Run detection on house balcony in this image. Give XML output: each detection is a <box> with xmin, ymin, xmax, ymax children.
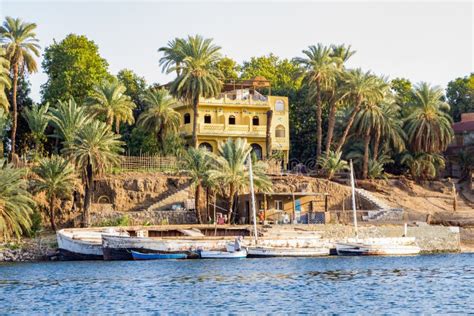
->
<box><xmin>181</xmin><ymin>123</ymin><xmax>267</xmax><ymax>137</ymax></box>
<box><xmin>199</xmin><ymin>95</ymin><xmax>269</xmax><ymax>107</ymax></box>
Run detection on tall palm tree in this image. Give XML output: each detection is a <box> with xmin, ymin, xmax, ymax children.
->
<box><xmin>0</xmin><ymin>47</ymin><xmax>11</xmax><ymax>111</ymax></box>
<box><xmin>168</xmin><ymin>35</ymin><xmax>223</xmax><ymax>148</ymax></box>
<box><xmin>181</xmin><ymin>147</ymin><xmax>214</xmax><ymax>224</ymax></box>
<box><xmin>373</xmin><ymin>99</ymin><xmax>406</xmax><ymax>160</ymax></box>
<box><xmin>335</xmin><ymin>69</ymin><xmax>385</xmax><ymax>153</ymax></box>
<box><xmin>323</xmin><ymin>44</ymin><xmax>355</xmax><ymax>154</ymax></box>
<box><xmin>63</xmin><ymin>120</ymin><xmax>124</xmax><ymax>227</ymax></box>
<box><xmin>317</xmin><ymin>150</ymin><xmax>349</xmax><ymax>180</ymax></box>
<box><xmin>208</xmin><ymin>138</ymin><xmax>272</xmax><ymax>224</ymax></box>
<box><xmin>0</xmin><ymin>159</ymin><xmax>35</xmax><ymax>240</ymax></box>
<box><xmin>49</xmin><ymin>98</ymin><xmax>93</xmax><ymax>145</ymax></box>
<box><xmin>404</xmin><ymin>83</ymin><xmax>453</xmax><ymax>153</ymax></box>
<box><xmin>33</xmin><ymin>155</ymin><xmax>77</xmax><ymax>231</ymax></box>
<box><xmin>22</xmin><ymin>103</ymin><xmax>50</xmax><ymax>153</ymax></box>
<box><xmin>86</xmin><ymin>79</ymin><xmax>136</xmax><ymax>133</ymax></box>
<box><xmin>0</xmin><ymin>17</ymin><xmax>40</xmax><ymax>155</ymax></box>
<box><xmin>294</xmin><ymin>44</ymin><xmax>339</xmax><ymax>158</ymax></box>
<box><xmin>137</xmin><ymin>89</ymin><xmax>180</xmax><ymax>151</ymax></box>
<box><xmin>158</xmin><ymin>38</ymin><xmax>186</xmax><ymax>76</ymax></box>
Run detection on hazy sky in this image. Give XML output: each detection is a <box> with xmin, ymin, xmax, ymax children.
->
<box><xmin>2</xmin><ymin>0</ymin><xmax>473</xmax><ymax>102</ymax></box>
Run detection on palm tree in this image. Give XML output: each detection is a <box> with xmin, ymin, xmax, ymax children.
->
<box><xmin>0</xmin><ymin>108</ymin><xmax>9</xmax><ymax>157</ymax></box>
<box><xmin>401</xmin><ymin>152</ymin><xmax>445</xmax><ymax>181</ymax></box>
<box><xmin>404</xmin><ymin>83</ymin><xmax>453</xmax><ymax>153</ymax></box>
<box><xmin>86</xmin><ymin>79</ymin><xmax>136</xmax><ymax>133</ymax></box>
<box><xmin>181</xmin><ymin>147</ymin><xmax>214</xmax><ymax>224</ymax></box>
<box><xmin>168</xmin><ymin>35</ymin><xmax>222</xmax><ymax>148</ymax></box>
<box><xmin>0</xmin><ymin>47</ymin><xmax>11</xmax><ymax>111</ymax></box>
<box><xmin>49</xmin><ymin>98</ymin><xmax>93</xmax><ymax>145</ymax></box>
<box><xmin>63</xmin><ymin>120</ymin><xmax>124</xmax><ymax>227</ymax></box>
<box><xmin>323</xmin><ymin>44</ymin><xmax>355</xmax><ymax>154</ymax></box>
<box><xmin>0</xmin><ymin>17</ymin><xmax>40</xmax><ymax>155</ymax></box>
<box><xmin>335</xmin><ymin>69</ymin><xmax>385</xmax><ymax>153</ymax></box>
<box><xmin>137</xmin><ymin>89</ymin><xmax>180</xmax><ymax>151</ymax></box>
<box><xmin>0</xmin><ymin>159</ymin><xmax>35</xmax><ymax>240</ymax></box>
<box><xmin>208</xmin><ymin>138</ymin><xmax>272</xmax><ymax>224</ymax></box>
<box><xmin>373</xmin><ymin>100</ymin><xmax>406</xmax><ymax>161</ymax></box>
<box><xmin>294</xmin><ymin>44</ymin><xmax>338</xmax><ymax>158</ymax></box>
<box><xmin>22</xmin><ymin>103</ymin><xmax>50</xmax><ymax>154</ymax></box>
<box><xmin>33</xmin><ymin>155</ymin><xmax>77</xmax><ymax>231</ymax></box>
<box><xmin>158</xmin><ymin>38</ymin><xmax>186</xmax><ymax>76</ymax></box>
<box><xmin>317</xmin><ymin>150</ymin><xmax>349</xmax><ymax>180</ymax></box>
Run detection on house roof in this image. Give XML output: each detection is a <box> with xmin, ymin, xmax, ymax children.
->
<box><xmin>453</xmin><ymin>121</ymin><xmax>474</xmax><ymax>133</ymax></box>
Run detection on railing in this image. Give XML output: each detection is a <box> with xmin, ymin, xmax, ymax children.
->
<box><xmin>200</xmin><ymin>95</ymin><xmax>269</xmax><ymax>106</ymax></box>
<box><xmin>198</xmin><ymin>124</ymin><xmax>266</xmax><ymax>136</ymax></box>
<box><xmin>118</xmin><ymin>154</ymin><xmax>179</xmax><ymax>173</ymax></box>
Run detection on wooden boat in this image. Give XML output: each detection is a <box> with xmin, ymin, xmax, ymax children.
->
<box><xmin>198</xmin><ymin>249</ymin><xmax>247</xmax><ymax>259</ymax></box>
<box><xmin>131</xmin><ymin>250</ymin><xmax>187</xmax><ymax>260</ymax></box>
<box><xmin>246</xmin><ymin>246</ymin><xmax>329</xmax><ymax>257</ymax></box>
<box><xmin>56</xmin><ymin>228</ymin><xmax>129</xmax><ymax>260</ymax></box>
<box><xmin>335</xmin><ymin>241</ymin><xmax>421</xmax><ymax>256</ymax></box>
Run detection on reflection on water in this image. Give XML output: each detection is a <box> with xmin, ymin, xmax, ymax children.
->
<box><xmin>1</xmin><ymin>254</ymin><xmax>474</xmax><ymax>313</ymax></box>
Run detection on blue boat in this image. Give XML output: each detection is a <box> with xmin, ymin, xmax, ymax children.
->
<box><xmin>131</xmin><ymin>250</ymin><xmax>187</xmax><ymax>260</ymax></box>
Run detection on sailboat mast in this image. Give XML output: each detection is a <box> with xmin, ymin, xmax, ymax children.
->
<box><xmin>248</xmin><ymin>155</ymin><xmax>258</xmax><ymax>243</ymax></box>
<box><xmin>350</xmin><ymin>160</ymin><xmax>358</xmax><ymax>238</ymax></box>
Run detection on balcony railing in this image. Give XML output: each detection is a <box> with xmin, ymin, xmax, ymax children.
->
<box><xmin>197</xmin><ymin>123</ymin><xmax>266</xmax><ymax>137</ymax></box>
<box><xmin>200</xmin><ymin>95</ymin><xmax>269</xmax><ymax>106</ymax></box>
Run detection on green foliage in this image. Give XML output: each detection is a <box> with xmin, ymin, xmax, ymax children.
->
<box><xmin>0</xmin><ymin>47</ymin><xmax>11</xmax><ymax>111</ymax></box>
<box><xmin>49</xmin><ymin>98</ymin><xmax>93</xmax><ymax>145</ymax></box>
<box><xmin>25</xmin><ymin>209</ymin><xmax>43</xmax><ymax>237</ymax></box>
<box><xmin>95</xmin><ymin>215</ymin><xmax>130</xmax><ymax>227</ymax></box>
<box><xmin>446</xmin><ymin>74</ymin><xmax>474</xmax><ymax>122</ymax></box>
<box><xmin>0</xmin><ymin>159</ymin><xmax>35</xmax><ymax>240</ymax></box>
<box><xmin>216</xmin><ymin>57</ymin><xmax>239</xmax><ymax>80</ymax></box>
<box><xmin>86</xmin><ymin>78</ymin><xmax>136</xmax><ymax>133</ymax></box>
<box><xmin>41</xmin><ymin>34</ymin><xmax>110</xmax><ymax>104</ymax></box>
<box><xmin>317</xmin><ymin>150</ymin><xmax>349</xmax><ymax>180</ymax></box>
<box><xmin>137</xmin><ymin>89</ymin><xmax>180</xmax><ymax>150</ymax></box>
<box><xmin>404</xmin><ymin>83</ymin><xmax>453</xmax><ymax>153</ymax></box>
<box><xmin>401</xmin><ymin>152</ymin><xmax>445</xmax><ymax>181</ymax></box>
<box><xmin>33</xmin><ymin>155</ymin><xmax>77</xmax><ymax>230</ymax></box>
<box><xmin>241</xmin><ymin>54</ymin><xmax>301</xmax><ymax>91</ymax></box>
<box><xmin>22</xmin><ymin>103</ymin><xmax>50</xmax><ymax>153</ymax></box>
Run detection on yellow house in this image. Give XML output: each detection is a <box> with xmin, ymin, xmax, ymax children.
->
<box><xmin>173</xmin><ymin>78</ymin><xmax>290</xmax><ymax>164</ymax></box>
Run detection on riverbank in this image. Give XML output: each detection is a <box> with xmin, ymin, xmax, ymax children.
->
<box><xmin>0</xmin><ymin>234</ymin><xmax>57</xmax><ymax>262</ymax></box>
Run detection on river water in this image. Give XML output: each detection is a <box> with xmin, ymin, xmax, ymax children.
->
<box><xmin>1</xmin><ymin>254</ymin><xmax>473</xmax><ymax>314</ymax></box>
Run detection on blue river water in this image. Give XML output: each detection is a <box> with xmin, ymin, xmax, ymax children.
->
<box><xmin>1</xmin><ymin>254</ymin><xmax>473</xmax><ymax>314</ymax></box>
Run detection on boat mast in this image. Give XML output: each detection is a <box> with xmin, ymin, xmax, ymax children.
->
<box><xmin>247</xmin><ymin>155</ymin><xmax>258</xmax><ymax>244</ymax></box>
<box><xmin>350</xmin><ymin>160</ymin><xmax>358</xmax><ymax>239</ymax></box>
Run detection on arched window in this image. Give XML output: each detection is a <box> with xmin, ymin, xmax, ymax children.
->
<box><xmin>204</xmin><ymin>115</ymin><xmax>211</xmax><ymax>124</ymax></box>
<box><xmin>275</xmin><ymin>100</ymin><xmax>285</xmax><ymax>112</ymax></box>
<box><xmin>252</xmin><ymin>116</ymin><xmax>259</xmax><ymax>126</ymax></box>
<box><xmin>199</xmin><ymin>142</ymin><xmax>213</xmax><ymax>152</ymax></box>
<box><xmin>275</xmin><ymin>125</ymin><xmax>285</xmax><ymax>138</ymax></box>
<box><xmin>184</xmin><ymin>113</ymin><xmax>191</xmax><ymax>124</ymax></box>
<box><xmin>251</xmin><ymin>143</ymin><xmax>263</xmax><ymax>160</ymax></box>
<box><xmin>228</xmin><ymin>115</ymin><xmax>236</xmax><ymax>125</ymax></box>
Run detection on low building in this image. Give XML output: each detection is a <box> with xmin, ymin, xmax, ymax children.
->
<box><xmin>446</xmin><ymin>112</ymin><xmax>474</xmax><ymax>180</ymax></box>
<box><xmin>173</xmin><ymin>77</ymin><xmax>290</xmax><ymax>165</ymax></box>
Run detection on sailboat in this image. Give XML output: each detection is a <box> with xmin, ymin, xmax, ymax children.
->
<box><xmin>335</xmin><ymin>161</ymin><xmax>421</xmax><ymax>256</ymax></box>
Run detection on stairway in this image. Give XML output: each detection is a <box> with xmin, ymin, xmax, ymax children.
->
<box><xmin>147</xmin><ymin>183</ymin><xmax>192</xmax><ymax>212</ymax></box>
<box><xmin>355</xmin><ymin>188</ymin><xmax>391</xmax><ymax>210</ymax></box>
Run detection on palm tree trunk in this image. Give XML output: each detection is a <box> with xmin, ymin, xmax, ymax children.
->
<box><xmin>373</xmin><ymin>128</ymin><xmax>381</xmax><ymax>161</ymax></box>
<box><xmin>206</xmin><ymin>187</ymin><xmax>210</xmax><ymax>223</ymax></box>
<box><xmin>362</xmin><ymin>128</ymin><xmax>371</xmax><ymax>179</ymax></box>
<box><xmin>195</xmin><ymin>183</ymin><xmax>202</xmax><ymax>224</ymax></box>
<box><xmin>49</xmin><ymin>195</ymin><xmax>57</xmax><ymax>231</ymax></box>
<box><xmin>325</xmin><ymin>98</ymin><xmax>338</xmax><ymax>155</ymax></box>
<box><xmin>192</xmin><ymin>95</ymin><xmax>199</xmax><ymax>148</ymax></box>
<box><xmin>83</xmin><ymin>161</ymin><xmax>93</xmax><ymax>227</ymax></box>
<box><xmin>107</xmin><ymin>116</ymin><xmax>114</xmax><ymax>128</ymax></box>
<box><xmin>11</xmin><ymin>63</ymin><xmax>19</xmax><ymax>156</ymax></box>
<box><xmin>316</xmin><ymin>82</ymin><xmax>323</xmax><ymax>159</ymax></box>
<box><xmin>335</xmin><ymin>97</ymin><xmax>362</xmax><ymax>153</ymax></box>
<box><xmin>227</xmin><ymin>185</ymin><xmax>235</xmax><ymax>224</ymax></box>
<box><xmin>115</xmin><ymin>118</ymin><xmax>120</xmax><ymax>134</ymax></box>
<box><xmin>265</xmin><ymin>110</ymin><xmax>273</xmax><ymax>159</ymax></box>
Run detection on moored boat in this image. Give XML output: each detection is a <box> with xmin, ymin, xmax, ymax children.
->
<box><xmin>246</xmin><ymin>246</ymin><xmax>330</xmax><ymax>257</ymax></box>
<box><xmin>198</xmin><ymin>249</ymin><xmax>247</xmax><ymax>259</ymax></box>
<box><xmin>335</xmin><ymin>238</ymin><xmax>421</xmax><ymax>256</ymax></box>
<box><xmin>131</xmin><ymin>250</ymin><xmax>188</xmax><ymax>260</ymax></box>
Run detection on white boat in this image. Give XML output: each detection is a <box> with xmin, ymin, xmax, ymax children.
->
<box><xmin>247</xmin><ymin>246</ymin><xmax>330</xmax><ymax>257</ymax></box>
<box><xmin>198</xmin><ymin>249</ymin><xmax>247</xmax><ymax>259</ymax></box>
<box><xmin>335</xmin><ymin>161</ymin><xmax>421</xmax><ymax>257</ymax></box>
<box><xmin>57</xmin><ymin>228</ymin><xmax>129</xmax><ymax>260</ymax></box>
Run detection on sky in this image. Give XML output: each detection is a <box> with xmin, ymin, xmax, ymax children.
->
<box><xmin>1</xmin><ymin>0</ymin><xmax>473</xmax><ymax>102</ymax></box>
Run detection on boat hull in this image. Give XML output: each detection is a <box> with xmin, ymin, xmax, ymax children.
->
<box><xmin>56</xmin><ymin>229</ymin><xmax>104</xmax><ymax>260</ymax></box>
<box><xmin>247</xmin><ymin>246</ymin><xmax>330</xmax><ymax>258</ymax></box>
<box><xmin>199</xmin><ymin>249</ymin><xmax>247</xmax><ymax>259</ymax></box>
<box><xmin>335</xmin><ymin>242</ymin><xmax>421</xmax><ymax>256</ymax></box>
<box><xmin>131</xmin><ymin>250</ymin><xmax>187</xmax><ymax>260</ymax></box>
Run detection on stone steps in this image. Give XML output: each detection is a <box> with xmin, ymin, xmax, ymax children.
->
<box><xmin>147</xmin><ymin>183</ymin><xmax>192</xmax><ymax>212</ymax></box>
